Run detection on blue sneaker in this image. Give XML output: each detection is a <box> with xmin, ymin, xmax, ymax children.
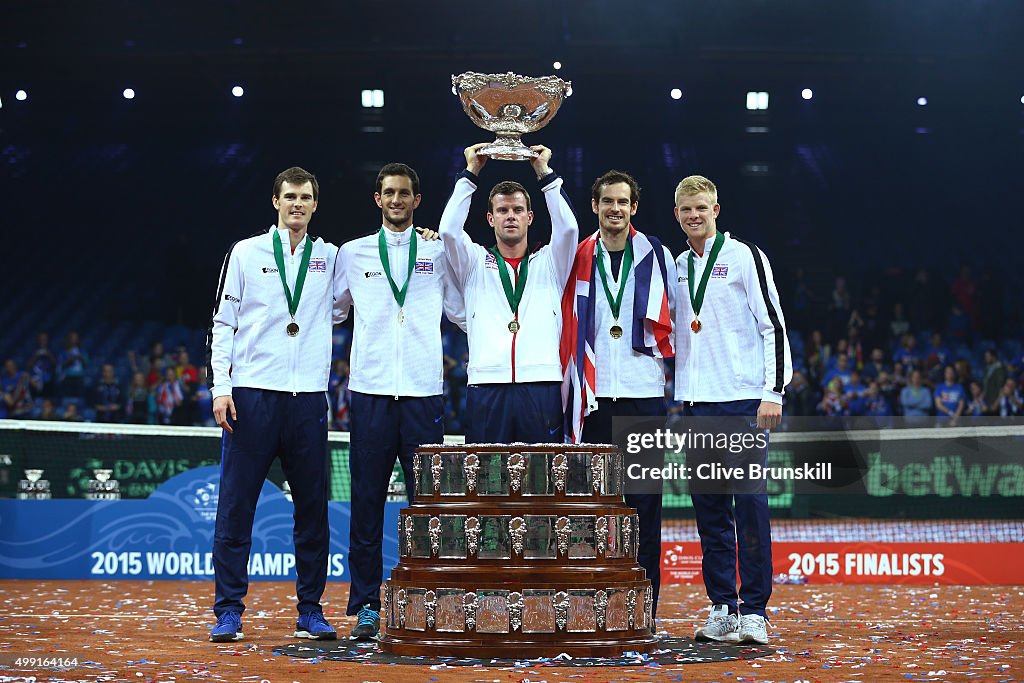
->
<box><xmin>349</xmin><ymin>604</ymin><xmax>380</xmax><ymax>640</ymax></box>
<box><xmin>295</xmin><ymin>611</ymin><xmax>337</xmax><ymax>640</ymax></box>
<box><xmin>210</xmin><ymin>611</ymin><xmax>243</xmax><ymax>642</ymax></box>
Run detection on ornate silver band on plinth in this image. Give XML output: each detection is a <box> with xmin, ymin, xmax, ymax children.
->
<box><xmin>414</xmin><ymin>449</ymin><xmax>622</xmax><ymax>498</ymax></box>
<box><xmin>383</xmin><ymin>583</ymin><xmax>651</xmax><ymax>635</ymax></box>
<box><xmin>399</xmin><ymin>512</ymin><xmax>640</xmax><ymax>561</ymax></box>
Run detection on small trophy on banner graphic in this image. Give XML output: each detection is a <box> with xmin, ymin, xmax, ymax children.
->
<box><xmin>86</xmin><ymin>469</ymin><xmax>121</xmax><ymax>500</ymax></box>
<box><xmin>452</xmin><ymin>71</ymin><xmax>572</xmax><ymax>160</ymax></box>
<box><xmin>18</xmin><ymin>469</ymin><xmax>51</xmax><ymax>500</ymax></box>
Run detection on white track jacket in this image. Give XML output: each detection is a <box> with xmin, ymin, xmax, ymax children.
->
<box><xmin>440</xmin><ymin>171</ymin><xmax>578</xmax><ymax>385</ymax></box>
<box><xmin>673</xmin><ymin>231</ymin><xmax>792</xmax><ymax>404</ymax></box>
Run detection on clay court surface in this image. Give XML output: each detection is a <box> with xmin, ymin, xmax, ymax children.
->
<box><xmin>0</xmin><ymin>580</ymin><xmax>1019</xmax><ymax>682</ymax></box>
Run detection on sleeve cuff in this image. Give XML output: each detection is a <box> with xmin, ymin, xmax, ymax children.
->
<box><xmin>212</xmin><ymin>386</ymin><xmax>233</xmax><ymax>399</ymax></box>
<box><xmin>537</xmin><ymin>171</ymin><xmax>559</xmax><ymax>189</ymax></box>
<box><xmin>459</xmin><ymin>169</ymin><xmax>480</xmax><ymax>186</ymax></box>
<box><xmin>762</xmin><ymin>389</ymin><xmax>783</xmax><ymax>405</ymax></box>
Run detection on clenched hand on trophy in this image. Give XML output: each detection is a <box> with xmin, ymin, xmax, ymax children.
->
<box><xmin>452</xmin><ymin>71</ymin><xmax>572</xmax><ymax>160</ymax></box>
<box><xmin>464</xmin><ymin>142</ymin><xmax>553</xmax><ymax>180</ymax></box>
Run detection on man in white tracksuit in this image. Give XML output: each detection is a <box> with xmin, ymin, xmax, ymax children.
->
<box><xmin>333</xmin><ymin>163</ymin><xmax>465</xmax><ymax>640</ymax></box>
<box><xmin>207</xmin><ymin>166</ymin><xmax>339</xmax><ymax>643</ymax></box>
<box><xmin>673</xmin><ymin>174</ymin><xmax>792</xmax><ymax>646</ymax></box>
<box><xmin>439</xmin><ymin>143</ymin><xmax>578</xmax><ymax>443</ymax></box>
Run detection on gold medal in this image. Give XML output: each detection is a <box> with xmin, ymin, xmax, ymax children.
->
<box><xmin>508</xmin><ymin>320</ymin><xmax>520</xmax><ymax>334</ymax></box>
<box><xmin>690</xmin><ymin>318</ymin><xmax>702</xmax><ymax>334</ymax></box>
<box><xmin>287</xmin><ymin>321</ymin><xmax>300</xmax><ymax>337</ymax></box>
<box><xmin>609</xmin><ymin>324</ymin><xmax>623</xmax><ymax>339</ymax></box>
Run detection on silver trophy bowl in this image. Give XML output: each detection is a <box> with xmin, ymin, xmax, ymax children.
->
<box><xmin>452</xmin><ymin>71</ymin><xmax>572</xmax><ymax>160</ymax></box>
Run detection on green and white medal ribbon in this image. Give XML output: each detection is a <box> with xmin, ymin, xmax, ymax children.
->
<box><xmin>272</xmin><ymin>230</ymin><xmax>312</xmax><ymax>336</ymax></box>
<box><xmin>686</xmin><ymin>231</ymin><xmax>725</xmax><ymax>333</ymax></box>
<box><xmin>490</xmin><ymin>246</ymin><xmax>529</xmax><ymax>333</ymax></box>
<box><xmin>378</xmin><ymin>228</ymin><xmax>417</xmax><ymax>326</ymax></box>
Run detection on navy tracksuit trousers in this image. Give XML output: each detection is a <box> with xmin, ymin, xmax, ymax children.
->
<box><xmin>213</xmin><ymin>388</ymin><xmax>330</xmax><ymax>617</ymax></box>
<box><xmin>683</xmin><ymin>398</ymin><xmax>773</xmax><ymax>618</ymax></box>
<box><xmin>465</xmin><ymin>381</ymin><xmax>563</xmax><ymax>443</ymax></box>
<box><xmin>581</xmin><ymin>396</ymin><xmax>666</xmax><ymax>619</ymax></box>
<box><xmin>346</xmin><ymin>391</ymin><xmax>444</xmax><ymax>615</ymax></box>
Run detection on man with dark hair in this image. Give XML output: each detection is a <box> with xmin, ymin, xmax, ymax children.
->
<box><xmin>334</xmin><ymin>162</ymin><xmax>465</xmax><ymax>640</ymax></box>
<box><xmin>439</xmin><ymin>143</ymin><xmax>578</xmax><ymax>442</ymax></box>
<box><xmin>207</xmin><ymin>166</ymin><xmax>339</xmax><ymax>644</ymax></box>
<box><xmin>560</xmin><ymin>169</ymin><xmax>675</xmax><ymax>633</ymax></box>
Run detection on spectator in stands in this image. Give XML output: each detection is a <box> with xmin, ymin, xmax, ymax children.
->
<box><xmin>995</xmin><ymin>379</ymin><xmax>1023</xmax><ymax>417</ymax></box>
<box><xmin>1</xmin><ymin>359</ymin><xmax>34</xmax><ymax>419</ymax></box>
<box><xmin>877</xmin><ymin>370</ymin><xmax>900</xmax><ymax>411</ymax></box>
<box><xmin>783</xmin><ymin>370</ymin><xmax>816</xmax><ymax>417</ymax></box>
<box><xmin>954</xmin><ymin>358</ymin><xmax>974</xmax><ymax>387</ymax></box>
<box><xmin>861</xmin><ymin>380</ymin><xmax>891</xmax><ymax>417</ymax></box>
<box><xmin>822</xmin><ymin>352</ymin><xmax>853</xmax><ymax>389</ymax></box>
<box><xmin>154</xmin><ymin>367</ymin><xmax>184</xmax><ymax>425</ymax></box>
<box><xmin>934</xmin><ymin>365</ymin><xmax>966</xmax><ymax>425</ymax></box>
<box><xmin>893</xmin><ymin>333</ymin><xmax>921</xmax><ymax>370</ymax></box>
<box><xmin>946</xmin><ymin>303</ymin><xmax>971</xmax><ymax>344</ymax></box>
<box><xmin>966</xmin><ymin>381</ymin><xmax>987</xmax><ymax>417</ymax></box>
<box><xmin>124</xmin><ymin>371</ymin><xmax>151</xmax><ymax>424</ymax></box>
<box><xmin>982</xmin><ymin>349</ymin><xmax>1007</xmax><ymax>409</ymax></box>
<box><xmin>61</xmin><ymin>401</ymin><xmax>84</xmax><ymax>422</ymax></box>
<box><xmin>925</xmin><ymin>333</ymin><xmax>951</xmax><ymax>369</ymax></box>
<box><xmin>842</xmin><ymin>369</ymin><xmax>866</xmax><ymax>406</ymax></box>
<box><xmin>129</xmin><ymin>341</ymin><xmax>171</xmax><ymax>388</ymax></box>
<box><xmin>192</xmin><ymin>366</ymin><xmax>214</xmax><ymax>427</ymax></box>
<box><xmin>817</xmin><ymin>377</ymin><xmax>846</xmax><ymax>416</ymax></box>
<box><xmin>37</xmin><ymin>398</ymin><xmax>58</xmax><ymax>421</ymax></box>
<box><xmin>804</xmin><ymin>329</ymin><xmax>826</xmax><ymax>388</ymax></box>
<box><xmin>950</xmin><ymin>264</ymin><xmax>978</xmax><ymax>327</ymax></box>
<box><xmin>899</xmin><ymin>369</ymin><xmax>932</xmax><ymax>417</ymax></box>
<box><xmin>57</xmin><ymin>331</ymin><xmax>88</xmax><ymax>398</ymax></box>
<box><xmin>176</xmin><ymin>350</ymin><xmax>199</xmax><ymax>391</ymax></box>
<box><xmin>92</xmin><ymin>363</ymin><xmax>123</xmax><ymax>423</ymax></box>
<box><xmin>327</xmin><ymin>359</ymin><xmax>350</xmax><ymax>431</ymax></box>
<box><xmin>27</xmin><ymin>332</ymin><xmax>57</xmax><ymax>398</ymax></box>
<box><xmin>828</xmin><ymin>275</ymin><xmax>851</xmax><ymax>338</ymax></box>
<box><xmin>888</xmin><ymin>302</ymin><xmax>910</xmax><ymax>340</ymax></box>
<box><xmin>861</xmin><ymin>347</ymin><xmax>889</xmax><ymax>381</ymax></box>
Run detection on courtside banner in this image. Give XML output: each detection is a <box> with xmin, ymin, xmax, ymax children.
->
<box><xmin>0</xmin><ymin>466</ymin><xmax>402</xmax><ymax>581</ymax></box>
<box><xmin>661</xmin><ymin>541</ymin><xmax>1024</xmax><ymax>585</ymax></box>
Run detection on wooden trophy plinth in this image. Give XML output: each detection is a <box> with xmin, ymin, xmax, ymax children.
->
<box><xmin>378</xmin><ymin>444</ymin><xmax>658</xmax><ymax>658</ymax></box>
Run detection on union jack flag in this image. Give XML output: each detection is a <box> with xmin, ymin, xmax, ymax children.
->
<box><xmin>414</xmin><ymin>259</ymin><xmax>434</xmax><ymax>274</ymax></box>
<box><xmin>711</xmin><ymin>264</ymin><xmax>729</xmax><ymax>278</ymax></box>
<box><xmin>559</xmin><ymin>227</ymin><xmax>674</xmax><ymax>443</ymax></box>
<box><xmin>308</xmin><ymin>257</ymin><xmax>327</xmax><ymax>272</ymax></box>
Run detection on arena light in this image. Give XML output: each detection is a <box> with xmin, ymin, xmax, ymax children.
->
<box><xmin>231</xmin><ymin>85</ymin><xmax>244</xmax><ymax>98</ymax></box>
<box><xmin>917</xmin><ymin>96</ymin><xmax>928</xmax><ymax>106</ymax></box>
<box><xmin>746</xmin><ymin>91</ymin><xmax>769</xmax><ymax>110</ymax></box>
<box><xmin>801</xmin><ymin>88</ymin><xmax>813</xmax><ymax>100</ymax></box>
<box><xmin>670</xmin><ymin>88</ymin><xmax>682</xmax><ymax>100</ymax></box>
<box><xmin>553</xmin><ymin>61</ymin><xmax>562</xmax><ymax>70</ymax></box>
<box><xmin>361</xmin><ymin>89</ymin><xmax>385</xmax><ymax>108</ymax></box>
<box><xmin>123</xmin><ymin>88</ymin><xmax>135</xmax><ymax>100</ymax></box>
<box><xmin>1020</xmin><ymin>95</ymin><xmax>1024</xmax><ymax>105</ymax></box>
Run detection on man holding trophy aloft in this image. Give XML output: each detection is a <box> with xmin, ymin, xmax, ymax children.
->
<box><xmin>438</xmin><ymin>142</ymin><xmax>578</xmax><ymax>443</ymax></box>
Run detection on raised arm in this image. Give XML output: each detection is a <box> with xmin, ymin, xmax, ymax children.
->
<box><xmin>439</xmin><ymin>143</ymin><xmax>490</xmax><ymax>286</ymax></box>
<box><xmin>530</xmin><ymin>145</ymin><xmax>579</xmax><ymax>289</ymax></box>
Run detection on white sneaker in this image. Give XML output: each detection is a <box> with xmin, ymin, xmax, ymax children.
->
<box><xmin>695</xmin><ymin>604</ymin><xmax>739</xmax><ymax>642</ymax></box>
<box><xmin>738</xmin><ymin>613</ymin><xmax>769</xmax><ymax>644</ymax></box>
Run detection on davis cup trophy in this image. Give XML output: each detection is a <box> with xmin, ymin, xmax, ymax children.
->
<box><xmin>452</xmin><ymin>71</ymin><xmax>572</xmax><ymax>160</ymax></box>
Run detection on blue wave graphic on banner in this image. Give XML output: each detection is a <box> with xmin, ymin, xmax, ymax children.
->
<box><xmin>0</xmin><ymin>466</ymin><xmax>401</xmax><ymax>581</ymax></box>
